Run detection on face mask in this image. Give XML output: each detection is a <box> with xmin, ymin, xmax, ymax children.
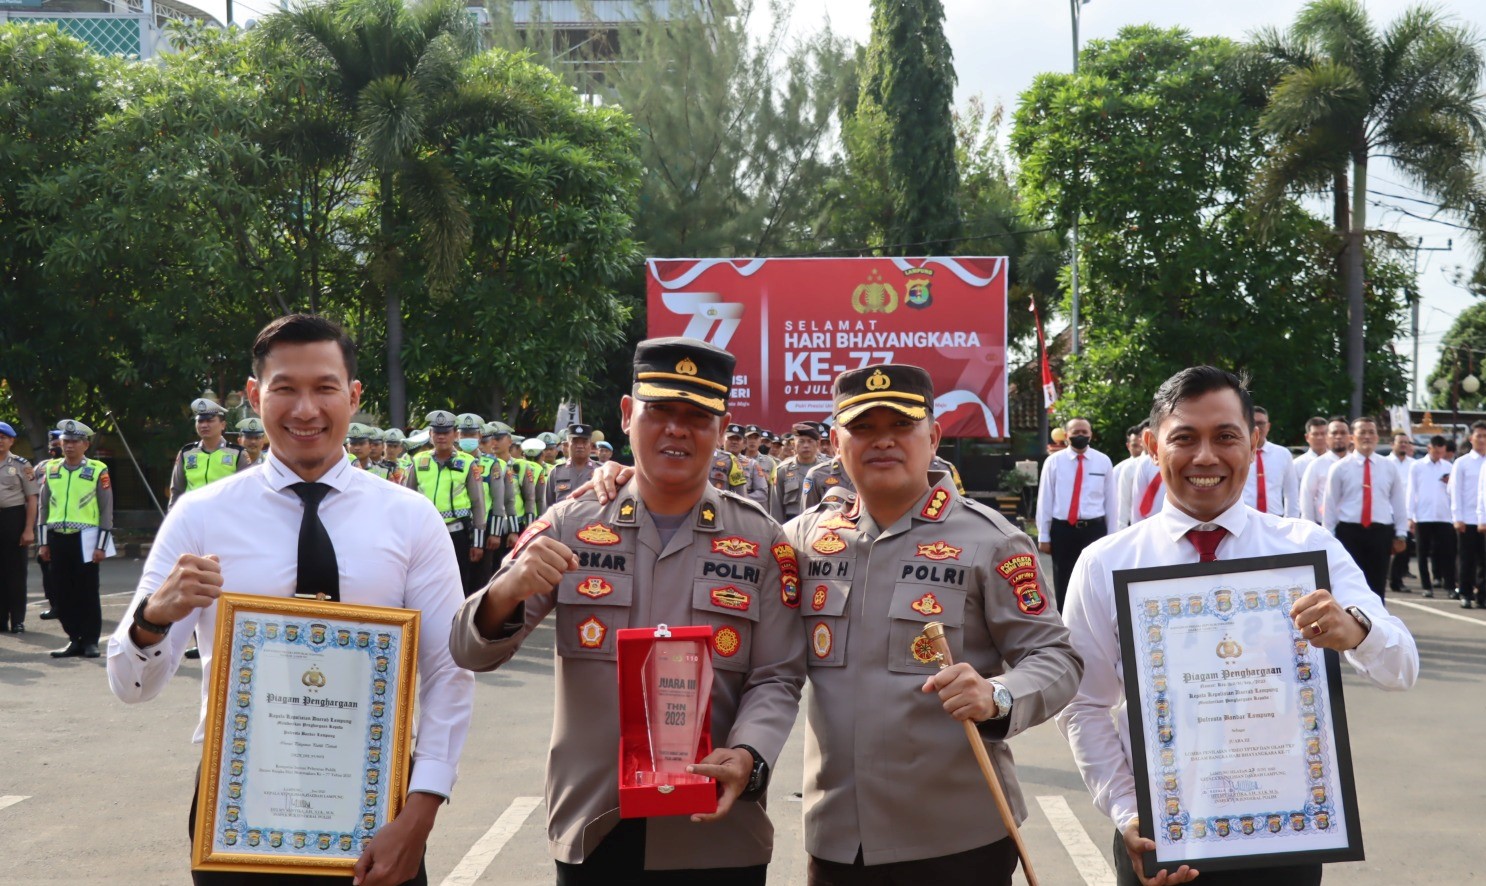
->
<box><xmin>1069</xmin><ymin>434</ymin><xmax>1091</xmax><ymax>450</ymax></box>
<box><xmin>457</xmin><ymin>438</ymin><xmax>479</xmax><ymax>452</ymax></box>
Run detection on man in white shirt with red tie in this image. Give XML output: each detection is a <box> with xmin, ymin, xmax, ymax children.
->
<box><xmin>1126</xmin><ymin>453</ymin><xmax>1164</xmax><ymax>528</ymax></box>
<box><xmin>1299</xmin><ymin>418</ymin><xmax>1351</xmax><ymax>523</ymax></box>
<box><xmin>1457</xmin><ymin>420</ymin><xmax>1486</xmax><ymax>608</ymax></box>
<box><xmin>1036</xmin><ymin>417</ymin><xmax>1118</xmax><ymax>610</ymax></box>
<box><xmin>1291</xmin><ymin>416</ymin><xmax>1328</xmax><ymax>481</ymax></box>
<box><xmin>1243</xmin><ymin>407</ymin><xmax>1298</xmax><ymax>518</ymax></box>
<box><xmin>1059</xmin><ymin>365</ymin><xmax>1418</xmax><ymax>886</ymax></box>
<box><xmin>1112</xmin><ymin>424</ymin><xmax>1146</xmax><ymax>530</ymax></box>
<box><xmin>1323</xmin><ymin>417</ymin><xmax>1407</xmax><ymax>598</ymax></box>
<box><xmin>1409</xmin><ymin>435</ymin><xmax>1455</xmax><ymax>599</ymax></box>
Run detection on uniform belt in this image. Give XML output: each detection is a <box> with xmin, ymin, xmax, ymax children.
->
<box><xmin>1053</xmin><ymin>517</ymin><xmax>1104</xmax><ymax>529</ymax></box>
<box><xmin>446</xmin><ymin>520</ymin><xmax>465</xmax><ymax>533</ymax></box>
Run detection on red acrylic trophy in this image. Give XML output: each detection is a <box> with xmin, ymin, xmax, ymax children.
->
<box><xmin>616</xmin><ymin>624</ymin><xmax>718</xmax><ymax>818</ymax></box>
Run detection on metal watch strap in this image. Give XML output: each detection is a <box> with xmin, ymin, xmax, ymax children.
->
<box><xmin>132</xmin><ymin>593</ymin><xmax>172</xmax><ymax>637</ymax></box>
<box><xmin>990</xmin><ymin>681</ymin><xmax>1013</xmax><ymax>721</ymax></box>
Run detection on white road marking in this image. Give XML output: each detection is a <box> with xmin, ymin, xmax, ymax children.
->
<box><xmin>1390</xmin><ymin>599</ymin><xmax>1486</xmax><ymax>627</ymax></box>
<box><xmin>0</xmin><ymin>796</ymin><xmax>29</xmax><ymax>813</ymax></box>
<box><xmin>1036</xmin><ymin>795</ymin><xmax>1115</xmax><ymax>886</ymax></box>
<box><xmin>439</xmin><ymin>796</ymin><xmax>542</xmax><ymax>886</ymax></box>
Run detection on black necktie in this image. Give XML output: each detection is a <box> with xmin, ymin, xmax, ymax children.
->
<box><xmin>290</xmin><ymin>482</ymin><xmax>340</xmax><ymax>601</ymax></box>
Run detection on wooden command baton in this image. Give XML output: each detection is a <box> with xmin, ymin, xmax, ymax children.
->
<box><xmin>920</xmin><ymin>621</ymin><xmax>1039</xmax><ymax>886</ymax></box>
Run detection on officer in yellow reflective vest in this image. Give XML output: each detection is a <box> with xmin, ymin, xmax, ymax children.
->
<box><xmin>168</xmin><ymin>398</ymin><xmax>243</xmax><ymax>510</ymax></box>
<box><xmin>510</xmin><ymin>436</ymin><xmax>541</xmax><ymax>528</ymax></box>
<box><xmin>346</xmin><ymin>423</ymin><xmax>386</xmax><ymax>476</ymax></box>
<box><xmin>384</xmin><ymin>428</ymin><xmax>411</xmax><ymax>481</ymax></box>
<box><xmin>404</xmin><ymin>410</ymin><xmax>486</xmax><ymax>596</ymax></box>
<box><xmin>36</xmin><ymin>419</ymin><xmax>113</xmax><ymax>658</ymax></box>
<box><xmin>235</xmin><ymin>418</ymin><xmax>267</xmax><ymax>469</ymax></box>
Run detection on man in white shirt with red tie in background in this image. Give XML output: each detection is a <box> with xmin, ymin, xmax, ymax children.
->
<box><xmin>1112</xmin><ymin>423</ymin><xmax>1145</xmax><ymax>529</ymax></box>
<box><xmin>1458</xmin><ymin>421</ymin><xmax>1486</xmax><ymax>607</ymax></box>
<box><xmin>1243</xmin><ymin>407</ymin><xmax>1298</xmax><ymax>518</ymax></box>
<box><xmin>1036</xmin><ymin>417</ymin><xmax>1117</xmax><ymax>611</ymax></box>
<box><xmin>1323</xmin><ymin>417</ymin><xmax>1407</xmax><ymax>599</ymax></box>
<box><xmin>1126</xmin><ymin>451</ymin><xmax>1164</xmax><ymax>529</ymax></box>
<box><xmin>1059</xmin><ymin>365</ymin><xmax>1418</xmax><ymax>886</ymax></box>
<box><xmin>1291</xmin><ymin>416</ymin><xmax>1329</xmax><ymax>481</ymax></box>
<box><xmin>1300</xmin><ymin>418</ymin><xmax>1351</xmax><ymax>524</ymax></box>
<box><xmin>1387</xmin><ymin>433</ymin><xmax>1416</xmax><ymax>594</ymax></box>
<box><xmin>1409</xmin><ymin>435</ymin><xmax>1455</xmax><ymax>599</ymax></box>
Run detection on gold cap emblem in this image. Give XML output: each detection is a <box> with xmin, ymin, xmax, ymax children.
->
<box><xmin>676</xmin><ymin>357</ymin><xmax>699</xmax><ymax>376</ymax></box>
<box><xmin>865</xmin><ymin>369</ymin><xmax>891</xmax><ymax>391</ymax></box>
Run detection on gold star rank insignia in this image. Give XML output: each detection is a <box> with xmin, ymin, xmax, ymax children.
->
<box><xmin>699</xmin><ymin>505</ymin><xmax>717</xmax><ymax>528</ymax></box>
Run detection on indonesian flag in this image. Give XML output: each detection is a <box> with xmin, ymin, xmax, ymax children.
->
<box><xmin>1030</xmin><ymin>297</ymin><xmax>1057</xmax><ymax>412</ymax></box>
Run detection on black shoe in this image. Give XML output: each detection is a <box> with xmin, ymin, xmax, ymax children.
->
<box><xmin>1390</xmin><ymin>586</ymin><xmax>1405</xmax><ymax>594</ymax></box>
<box><xmin>50</xmin><ymin>641</ymin><xmax>84</xmax><ymax>658</ymax></box>
<box><xmin>184</xmin><ymin>646</ymin><xmax>201</xmax><ymax>660</ymax></box>
<box><xmin>1422</xmin><ymin>590</ymin><xmax>1435</xmax><ymax>598</ymax></box>
<box><xmin>81</xmin><ymin>643</ymin><xmax>100</xmax><ymax>658</ymax></box>
<box><xmin>1461</xmin><ymin>599</ymin><xmax>1475</xmax><ymax>609</ymax></box>
<box><xmin>12</xmin><ymin>623</ymin><xmax>23</xmax><ymax>634</ymax></box>
<box><xmin>40</xmin><ymin>609</ymin><xmax>57</xmax><ymax>620</ymax></box>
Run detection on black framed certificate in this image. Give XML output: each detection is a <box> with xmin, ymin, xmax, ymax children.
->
<box><xmin>191</xmin><ymin>593</ymin><xmax>419</xmax><ymax>876</ymax></box>
<box><xmin>1113</xmin><ymin>552</ymin><xmax>1364</xmax><ymax>876</ymax></box>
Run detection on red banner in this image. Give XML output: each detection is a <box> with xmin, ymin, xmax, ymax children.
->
<box><xmin>646</xmin><ymin>257</ymin><xmax>1008</xmax><ymax>438</ymax></box>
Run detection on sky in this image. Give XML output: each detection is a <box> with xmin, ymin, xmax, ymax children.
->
<box><xmin>756</xmin><ymin>0</ymin><xmax>1485</xmax><ymax>410</ymax></box>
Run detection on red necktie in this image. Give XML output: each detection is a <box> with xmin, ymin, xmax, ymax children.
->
<box><xmin>1186</xmin><ymin>526</ymin><xmax>1229</xmax><ymax>562</ymax></box>
<box><xmin>1255</xmin><ymin>449</ymin><xmax>1268</xmax><ymax>513</ymax></box>
<box><xmin>1068</xmin><ymin>453</ymin><xmax>1085</xmax><ymax>523</ymax></box>
<box><xmin>1139</xmin><ymin>472</ymin><xmax>1162</xmax><ymax>518</ymax></box>
<box><xmin>1361</xmin><ymin>457</ymin><xmax>1372</xmax><ymax>528</ymax></box>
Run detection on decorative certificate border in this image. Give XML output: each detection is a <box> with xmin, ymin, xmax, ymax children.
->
<box><xmin>1114</xmin><ymin>552</ymin><xmax>1364</xmax><ymax>876</ymax></box>
<box><xmin>192</xmin><ymin>593</ymin><xmax>419</xmax><ymax>876</ymax></box>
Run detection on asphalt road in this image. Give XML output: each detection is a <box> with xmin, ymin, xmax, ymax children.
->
<box><xmin>1</xmin><ymin>557</ymin><xmax>1483</xmax><ymax>885</ymax></box>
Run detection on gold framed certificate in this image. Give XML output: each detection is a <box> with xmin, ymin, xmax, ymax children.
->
<box><xmin>192</xmin><ymin>593</ymin><xmax>419</xmax><ymax>876</ymax></box>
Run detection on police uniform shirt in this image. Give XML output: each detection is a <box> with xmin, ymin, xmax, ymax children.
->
<box><xmin>169</xmin><ymin>440</ymin><xmax>245</xmax><ymax>506</ymax></box>
<box><xmin>1456</xmin><ymin>449</ymin><xmax>1486</xmax><ymax>524</ymax></box>
<box><xmin>1299</xmin><ymin>451</ymin><xmax>1341</xmax><ymax>523</ymax></box>
<box><xmin>1057</xmin><ymin>499</ymin><xmax>1419</xmax><ymax>831</ymax></box>
<box><xmin>1408</xmin><ymin>454</ymin><xmax>1452</xmax><ymax>524</ymax></box>
<box><xmin>403</xmin><ymin>451</ymin><xmax>488</xmax><ymax>544</ymax></box>
<box><xmin>785</xmin><ymin>471</ymin><xmax>1081</xmax><ymax>865</ymax></box>
<box><xmin>449</xmin><ymin>480</ymin><xmax>807</xmax><ymax>869</ymax></box>
<box><xmin>543</xmin><ymin>458</ymin><xmax>595</xmax><ymax>510</ymax></box>
<box><xmin>37</xmin><ymin>458</ymin><xmax>115</xmax><ymax>549</ymax></box>
<box><xmin>1323</xmin><ymin>452</ymin><xmax>1407</xmax><ymax>536</ymax></box>
<box><xmin>1035</xmin><ymin>445</ymin><xmax>1117</xmax><ymax>540</ymax></box>
<box><xmin>1242</xmin><ymin>440</ymin><xmax>1299</xmax><ymax>518</ymax></box>
<box><xmin>0</xmin><ymin>452</ymin><xmax>38</xmax><ymax>508</ymax></box>
<box><xmin>107</xmin><ymin>455</ymin><xmax>475</xmax><ymax>799</ymax></box>
<box><xmin>802</xmin><ymin>458</ymin><xmax>853</xmax><ymax>510</ymax></box>
<box><xmin>776</xmin><ymin>455</ymin><xmax>824</xmax><ymax>519</ymax></box>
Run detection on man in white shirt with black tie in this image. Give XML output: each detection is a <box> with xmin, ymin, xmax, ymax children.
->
<box><xmin>1036</xmin><ymin>417</ymin><xmax>1118</xmax><ymax>610</ymax></box>
<box><xmin>1059</xmin><ymin>365</ymin><xmax>1418</xmax><ymax>886</ymax></box>
<box><xmin>1409</xmin><ymin>435</ymin><xmax>1455</xmax><ymax>599</ymax></box>
<box><xmin>1458</xmin><ymin>421</ymin><xmax>1486</xmax><ymax>608</ymax></box>
<box><xmin>1299</xmin><ymin>418</ymin><xmax>1351</xmax><ymax>523</ymax></box>
<box><xmin>1243</xmin><ymin>407</ymin><xmax>1298</xmax><ymax>518</ymax></box>
<box><xmin>1323</xmin><ymin>417</ymin><xmax>1407</xmax><ymax>599</ymax></box>
<box><xmin>106</xmin><ymin>315</ymin><xmax>475</xmax><ymax>886</ymax></box>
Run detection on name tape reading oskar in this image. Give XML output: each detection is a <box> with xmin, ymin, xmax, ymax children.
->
<box><xmin>784</xmin><ymin>363</ymin><xmax>1082</xmax><ymax>886</ymax></box>
<box><xmin>450</xmin><ymin>336</ymin><xmax>807</xmax><ymax>886</ymax></box>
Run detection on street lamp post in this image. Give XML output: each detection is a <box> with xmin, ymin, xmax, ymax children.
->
<box><xmin>1068</xmin><ymin>0</ymin><xmax>1090</xmax><ymax>360</ymax></box>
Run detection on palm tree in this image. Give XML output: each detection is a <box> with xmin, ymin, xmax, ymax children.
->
<box><xmin>1248</xmin><ymin>0</ymin><xmax>1486</xmax><ymax>417</ymax></box>
<box><xmin>264</xmin><ymin>0</ymin><xmax>476</xmax><ymax>427</ymax></box>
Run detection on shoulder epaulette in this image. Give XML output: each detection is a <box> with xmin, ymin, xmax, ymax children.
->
<box><xmin>179</xmin><ymin>442</ymin><xmax>199</xmax><ymax>455</ymax></box>
<box><xmin>718</xmin><ymin>488</ymin><xmax>774</xmax><ymax>520</ymax></box>
<box><xmin>959</xmin><ymin>496</ymin><xmax>1019</xmax><ymax>535</ymax></box>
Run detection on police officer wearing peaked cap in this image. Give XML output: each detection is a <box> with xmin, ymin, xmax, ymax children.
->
<box><xmin>451</xmin><ymin>336</ymin><xmax>807</xmax><ymax>884</ymax></box>
<box><xmin>723</xmin><ymin>423</ymin><xmax>769</xmax><ymax>507</ymax></box>
<box><xmin>544</xmin><ymin>423</ymin><xmax>597</xmax><ymax>510</ymax></box>
<box><xmin>38</xmin><ymin>419</ymin><xmax>115</xmax><ymax>658</ymax></box>
<box><xmin>785</xmin><ymin>365</ymin><xmax>1081</xmax><ymax>884</ymax></box>
<box><xmin>169</xmin><ymin>398</ymin><xmax>244</xmax><ymax>510</ymax></box>
<box><xmin>235</xmin><ymin>418</ymin><xmax>267</xmax><ymax>469</ymax></box>
<box><xmin>0</xmin><ymin>420</ymin><xmax>38</xmax><ymax>634</ymax></box>
<box><xmin>404</xmin><ymin>410</ymin><xmax>487</xmax><ymax>596</ymax></box>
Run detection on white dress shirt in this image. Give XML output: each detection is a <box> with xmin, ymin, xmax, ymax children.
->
<box><xmin>1323</xmin><ymin>452</ymin><xmax>1407</xmax><ymax>536</ymax></box>
<box><xmin>1292</xmin><ymin>448</ymin><xmax>1322</xmax><ymax>479</ymax></box>
<box><xmin>1242</xmin><ymin>440</ymin><xmax>1298</xmax><ymax>518</ymax></box>
<box><xmin>1126</xmin><ymin>455</ymin><xmax>1164</xmax><ymax>526</ymax></box>
<box><xmin>1408</xmin><ymin>455</ymin><xmax>1453</xmax><ymax>524</ymax></box>
<box><xmin>1458</xmin><ymin>450</ymin><xmax>1486</xmax><ymax>524</ymax></box>
<box><xmin>1112</xmin><ymin>457</ymin><xmax>1138</xmax><ymax>530</ymax></box>
<box><xmin>1036</xmin><ymin>445</ymin><xmax>1118</xmax><ymax>539</ymax></box>
<box><xmin>107</xmin><ymin>455</ymin><xmax>475</xmax><ymax>798</ymax></box>
<box><xmin>1299</xmin><ymin>451</ymin><xmax>1340</xmax><ymax>523</ymax></box>
<box><xmin>1057</xmin><ymin>500</ymin><xmax>1419</xmax><ymax>831</ymax></box>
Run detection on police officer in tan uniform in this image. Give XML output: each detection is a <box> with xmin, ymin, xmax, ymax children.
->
<box><xmin>803</xmin><ymin>448</ymin><xmax>967</xmax><ymax>511</ymax></box>
<box><xmin>544</xmin><ymin>423</ymin><xmax>597</xmax><ymax>509</ymax></box>
<box><xmin>785</xmin><ymin>365</ymin><xmax>1082</xmax><ymax>885</ymax></box>
<box><xmin>450</xmin><ymin>337</ymin><xmax>807</xmax><ymax>885</ymax></box>
<box><xmin>775</xmin><ymin>421</ymin><xmax>825</xmax><ymax>520</ymax></box>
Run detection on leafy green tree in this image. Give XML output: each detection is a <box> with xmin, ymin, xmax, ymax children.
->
<box><xmin>1425</xmin><ymin>301</ymin><xmax>1486</xmax><ymax>412</ymax></box>
<box><xmin>265</xmin><ymin>0</ymin><xmax>480</xmax><ymax>427</ymax></box>
<box><xmin>1013</xmin><ymin>25</ymin><xmax>1410</xmax><ymax>444</ymax></box>
<box><xmin>1246</xmin><ymin>0</ymin><xmax>1486</xmax><ymax>418</ymax></box>
<box><xmin>854</xmin><ymin>0</ymin><xmax>960</xmax><ymax>253</ymax></box>
<box><xmin>0</xmin><ymin>24</ymin><xmax>117</xmax><ymax>450</ymax></box>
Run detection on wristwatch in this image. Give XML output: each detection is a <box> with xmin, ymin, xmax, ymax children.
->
<box><xmin>989</xmin><ymin>681</ymin><xmax>1013</xmax><ymax>721</ymax></box>
<box><xmin>1344</xmin><ymin>605</ymin><xmax>1372</xmax><ymax>637</ymax></box>
<box><xmin>732</xmin><ymin>744</ymin><xmax>770</xmax><ymax>801</ymax></box>
<box><xmin>132</xmin><ymin>593</ymin><xmax>172</xmax><ymax>637</ymax></box>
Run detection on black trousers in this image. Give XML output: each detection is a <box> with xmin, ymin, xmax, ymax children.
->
<box><xmin>1333</xmin><ymin>522</ymin><xmax>1395</xmax><ymax>599</ymax></box>
<box><xmin>1459</xmin><ymin>525</ymin><xmax>1486</xmax><ymax>603</ymax></box>
<box><xmin>446</xmin><ymin>526</ymin><xmax>477</xmax><ymax>597</ymax></box>
<box><xmin>554</xmin><ymin>818</ymin><xmax>766</xmax><ymax>886</ymax></box>
<box><xmin>0</xmin><ymin>505</ymin><xmax>27</xmax><ymax>629</ymax></box>
<box><xmin>1416</xmin><ymin>522</ymin><xmax>1456</xmax><ymax>591</ymax></box>
<box><xmin>1050</xmin><ymin>517</ymin><xmax>1107</xmax><ymax>611</ymax></box>
<box><xmin>187</xmin><ymin>770</ymin><xmax>428</xmax><ymax>885</ymax></box>
<box><xmin>1111</xmin><ymin>830</ymin><xmax>1321</xmax><ymax>885</ymax></box>
<box><xmin>48</xmin><ymin>531</ymin><xmax>101</xmax><ymax>644</ymax></box>
<box><xmin>1388</xmin><ymin>530</ymin><xmax>1414</xmax><ymax>590</ymax></box>
<box><xmin>809</xmin><ymin>837</ymin><xmax>1018</xmax><ymax>886</ymax></box>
